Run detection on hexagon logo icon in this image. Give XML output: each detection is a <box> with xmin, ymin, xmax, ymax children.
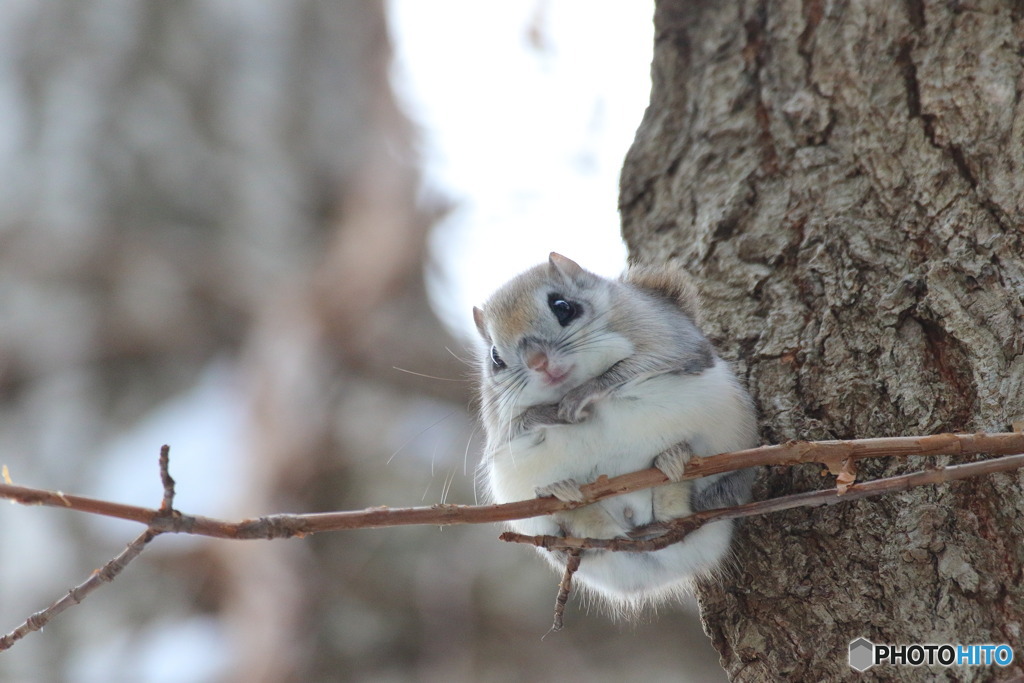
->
<box><xmin>849</xmin><ymin>637</ymin><xmax>875</xmax><ymax>672</ymax></box>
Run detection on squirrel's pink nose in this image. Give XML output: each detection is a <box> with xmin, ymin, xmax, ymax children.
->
<box><xmin>525</xmin><ymin>350</ymin><xmax>549</xmax><ymax>372</ymax></box>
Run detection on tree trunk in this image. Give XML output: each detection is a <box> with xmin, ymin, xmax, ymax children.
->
<box><xmin>620</xmin><ymin>1</ymin><xmax>1024</xmax><ymax>680</ymax></box>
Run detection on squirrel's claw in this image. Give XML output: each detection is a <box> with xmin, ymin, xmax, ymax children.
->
<box><xmin>654</xmin><ymin>442</ymin><xmax>693</xmax><ymax>482</ymax></box>
<box><xmin>535</xmin><ymin>478</ymin><xmax>586</xmax><ymax>503</ymax></box>
<box><xmin>557</xmin><ymin>388</ymin><xmax>597</xmax><ymax>423</ymax></box>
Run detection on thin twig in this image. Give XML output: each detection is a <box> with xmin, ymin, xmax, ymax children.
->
<box><xmin>0</xmin><ymin>447</ymin><xmax>178</xmax><ymax>652</ymax></box>
<box><xmin>0</xmin><ymin>528</ymin><xmax>160</xmax><ymax>651</ymax></box>
<box><xmin>158</xmin><ymin>444</ymin><xmax>175</xmax><ymax>513</ymax></box>
<box><xmin>1</xmin><ymin>432</ymin><xmax>1021</xmax><ymax>539</ymax></box>
<box><xmin>549</xmin><ymin>549</ymin><xmax>582</xmax><ymax>634</ymax></box>
<box><xmin>499</xmin><ymin>452</ymin><xmax>1024</xmax><ymax>553</ymax></box>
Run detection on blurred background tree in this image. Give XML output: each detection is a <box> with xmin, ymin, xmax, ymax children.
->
<box><xmin>0</xmin><ymin>2</ymin><xmax>729</xmax><ymax>681</ymax></box>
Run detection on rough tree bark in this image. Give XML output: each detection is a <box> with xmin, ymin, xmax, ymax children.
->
<box><xmin>621</xmin><ymin>1</ymin><xmax>1024</xmax><ymax>681</ymax></box>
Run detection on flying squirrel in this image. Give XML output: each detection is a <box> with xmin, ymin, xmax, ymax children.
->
<box><xmin>473</xmin><ymin>253</ymin><xmax>758</xmax><ymax>612</ymax></box>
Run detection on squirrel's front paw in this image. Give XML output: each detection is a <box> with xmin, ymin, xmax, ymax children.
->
<box><xmin>535</xmin><ymin>478</ymin><xmax>586</xmax><ymax>503</ymax></box>
<box><xmin>654</xmin><ymin>441</ymin><xmax>693</xmax><ymax>482</ymax></box>
<box><xmin>518</xmin><ymin>403</ymin><xmax>567</xmax><ymax>430</ymax></box>
<box><xmin>557</xmin><ymin>387</ymin><xmax>599</xmax><ymax>423</ymax></box>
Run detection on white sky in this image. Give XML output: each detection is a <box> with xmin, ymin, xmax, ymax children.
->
<box><xmin>388</xmin><ymin>0</ymin><xmax>654</xmax><ymax>339</ymax></box>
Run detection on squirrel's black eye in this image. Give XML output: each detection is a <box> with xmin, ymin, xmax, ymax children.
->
<box><xmin>490</xmin><ymin>345</ymin><xmax>506</xmax><ymax>370</ymax></box>
<box><xmin>547</xmin><ymin>293</ymin><xmax>581</xmax><ymax>327</ymax></box>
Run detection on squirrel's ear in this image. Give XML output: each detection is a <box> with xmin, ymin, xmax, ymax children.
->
<box><xmin>549</xmin><ymin>252</ymin><xmax>583</xmax><ymax>280</ymax></box>
<box><xmin>473</xmin><ymin>307</ymin><xmax>490</xmax><ymax>341</ymax></box>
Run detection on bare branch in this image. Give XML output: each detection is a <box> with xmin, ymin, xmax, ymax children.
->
<box><xmin>1</xmin><ymin>431</ymin><xmax>1021</xmax><ymax>538</ymax></box>
<box><xmin>499</xmin><ymin>452</ymin><xmax>1024</xmax><ymax>553</ymax></box>
<box><xmin>1</xmin><ymin>434</ymin><xmax>1021</xmax><ymax>649</ymax></box>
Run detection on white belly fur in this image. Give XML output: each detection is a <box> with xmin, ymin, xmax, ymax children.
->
<box><xmin>485</xmin><ymin>358</ymin><xmax>755</xmax><ymax>606</ymax></box>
